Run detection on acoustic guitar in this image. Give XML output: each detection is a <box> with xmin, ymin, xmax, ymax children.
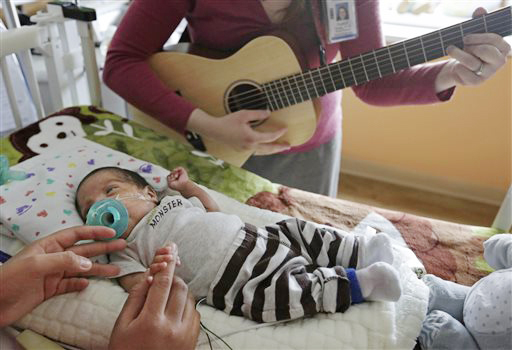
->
<box><xmin>130</xmin><ymin>6</ymin><xmax>511</xmax><ymax>167</ymax></box>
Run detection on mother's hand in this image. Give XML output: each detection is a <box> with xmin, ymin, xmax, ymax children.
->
<box><xmin>0</xmin><ymin>226</ymin><xmax>126</xmax><ymax>327</ymax></box>
<box><xmin>109</xmin><ymin>244</ymin><xmax>200</xmax><ymax>350</ymax></box>
<box><xmin>435</xmin><ymin>7</ymin><xmax>511</xmax><ymax>92</ymax></box>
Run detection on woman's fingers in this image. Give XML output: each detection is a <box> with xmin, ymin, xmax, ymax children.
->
<box><xmin>180</xmin><ymin>293</ymin><xmax>201</xmax><ymax>345</ymax></box>
<box><xmin>182</xmin><ymin>293</ymin><xmax>200</xmax><ymax>325</ymax></box>
<box><xmin>144</xmin><ymin>244</ymin><xmax>178</xmax><ymax>315</ymax></box>
<box><xmin>252</xmin><ymin>127</ymin><xmax>288</xmax><ymax>144</ymax></box>
<box><xmin>254</xmin><ymin>142</ymin><xmax>291</xmax><ymax>156</ymax></box>
<box><xmin>447</xmin><ymin>45</ymin><xmax>483</xmax><ymax>72</ymax></box>
<box><xmin>240</xmin><ymin>109</ymin><xmax>270</xmax><ymax>124</ymax></box>
<box><xmin>464</xmin><ymin>44</ymin><xmax>506</xmax><ymax>68</ymax></box>
<box><xmin>451</xmin><ymin>64</ymin><xmax>483</xmax><ymax>85</ymax></box>
<box><xmin>54</xmin><ymin>277</ymin><xmax>90</xmax><ymax>296</ymax></box>
<box><xmin>70</xmin><ymin>263</ymin><xmax>121</xmax><ymax>278</ymax></box>
<box><xmin>165</xmin><ymin>277</ymin><xmax>188</xmax><ymax>323</ymax></box>
<box><xmin>471</xmin><ymin>7</ymin><xmax>486</xmax><ymax>17</ymax></box>
<box><xmin>116</xmin><ymin>271</ymin><xmax>151</xmax><ymax>324</ymax></box>
<box><xmin>68</xmin><ymin>239</ymin><xmax>126</xmax><ymax>258</ymax></box>
<box><xmin>446</xmin><ymin>33</ymin><xmax>509</xmax><ymax>85</ymax></box>
<box><xmin>49</xmin><ymin>226</ymin><xmax>117</xmax><ymax>249</ymax></box>
<box><xmin>34</xmin><ymin>251</ymin><xmax>93</xmax><ymax>276</ymax></box>
<box><xmin>463</xmin><ymin>34</ymin><xmax>511</xmax><ymax>56</ymax></box>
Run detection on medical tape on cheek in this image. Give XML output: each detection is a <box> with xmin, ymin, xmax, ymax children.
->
<box><xmin>114</xmin><ymin>193</ymin><xmax>147</xmax><ymax>202</ymax></box>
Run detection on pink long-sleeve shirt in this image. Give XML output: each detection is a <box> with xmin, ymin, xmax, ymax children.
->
<box><xmin>104</xmin><ymin>0</ymin><xmax>453</xmax><ymax>153</ymax></box>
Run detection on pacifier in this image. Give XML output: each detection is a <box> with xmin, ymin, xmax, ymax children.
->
<box><xmin>86</xmin><ymin>199</ymin><xmax>129</xmax><ymax>240</ymax></box>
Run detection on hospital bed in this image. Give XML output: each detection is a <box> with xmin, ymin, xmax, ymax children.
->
<box><xmin>0</xmin><ymin>3</ymin><xmax>509</xmax><ymax>349</ymax></box>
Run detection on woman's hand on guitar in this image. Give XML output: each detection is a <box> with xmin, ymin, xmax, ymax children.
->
<box><xmin>435</xmin><ymin>7</ymin><xmax>511</xmax><ymax>92</ymax></box>
<box><xmin>188</xmin><ymin>108</ymin><xmax>291</xmax><ymax>155</ymax></box>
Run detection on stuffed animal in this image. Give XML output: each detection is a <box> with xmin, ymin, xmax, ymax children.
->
<box><xmin>419</xmin><ymin>233</ymin><xmax>512</xmax><ymax>350</ymax></box>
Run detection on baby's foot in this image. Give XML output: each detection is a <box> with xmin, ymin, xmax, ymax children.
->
<box><xmin>355</xmin><ymin>262</ymin><xmax>402</xmax><ymax>302</ymax></box>
<box><xmin>358</xmin><ymin>233</ymin><xmax>394</xmax><ymax>268</ymax></box>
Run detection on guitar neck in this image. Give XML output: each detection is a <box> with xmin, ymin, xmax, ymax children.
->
<box><xmin>262</xmin><ymin>6</ymin><xmax>512</xmax><ymax>111</ymax></box>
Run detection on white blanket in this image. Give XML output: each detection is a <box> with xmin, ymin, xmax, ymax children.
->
<box><xmin>14</xmin><ymin>190</ymin><xmax>429</xmax><ymax>349</ymax></box>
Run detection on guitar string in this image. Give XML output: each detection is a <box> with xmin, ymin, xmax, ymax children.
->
<box><xmin>310</xmin><ymin>10</ymin><xmax>512</xmax><ymax>80</ymax></box>
<box><xmin>226</xmin><ymin>10</ymin><xmax>511</xmax><ymax>108</ymax></box>
<box><xmin>317</xmin><ymin>11</ymin><xmax>511</xmax><ymax>76</ymax></box>
<box><xmin>227</xmin><ymin>14</ymin><xmax>510</xmax><ymax>110</ymax></box>
<box><xmin>237</xmin><ymin>22</ymin><xmax>510</xmax><ymax>111</ymax></box>
<box><xmin>227</xmin><ymin>13</ymin><xmax>509</xmax><ymax>108</ymax></box>
<box><xmin>236</xmin><ymin>14</ymin><xmax>510</xmax><ymax>105</ymax></box>
<box><xmin>256</xmin><ymin>9</ymin><xmax>511</xmax><ymax>104</ymax></box>
<box><xmin>230</xmin><ymin>21</ymin><xmax>510</xmax><ymax>110</ymax></box>
<box><xmin>334</xmin><ymin>18</ymin><xmax>511</xmax><ymax>78</ymax></box>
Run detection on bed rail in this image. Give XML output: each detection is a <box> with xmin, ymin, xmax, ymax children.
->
<box><xmin>0</xmin><ymin>25</ymin><xmax>46</xmax><ymax>126</ymax></box>
<box><xmin>493</xmin><ymin>185</ymin><xmax>512</xmax><ymax>232</ymax></box>
<box><xmin>0</xmin><ymin>0</ymin><xmax>101</xmax><ymax>132</ymax></box>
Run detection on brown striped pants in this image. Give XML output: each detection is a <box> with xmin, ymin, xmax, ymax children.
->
<box><xmin>207</xmin><ymin>218</ymin><xmax>361</xmax><ymax>323</ymax></box>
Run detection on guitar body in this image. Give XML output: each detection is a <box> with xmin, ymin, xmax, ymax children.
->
<box><xmin>130</xmin><ymin>36</ymin><xmax>317</xmax><ymax>167</ymax></box>
<box><xmin>129</xmin><ymin>6</ymin><xmax>512</xmax><ymax>167</ymax></box>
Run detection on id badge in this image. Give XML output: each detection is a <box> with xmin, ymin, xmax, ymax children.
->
<box><xmin>323</xmin><ymin>0</ymin><xmax>358</xmax><ymax>43</ymax></box>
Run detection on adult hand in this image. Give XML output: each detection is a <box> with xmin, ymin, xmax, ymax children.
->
<box><xmin>188</xmin><ymin>108</ymin><xmax>291</xmax><ymax>155</ymax></box>
<box><xmin>0</xmin><ymin>226</ymin><xmax>126</xmax><ymax>327</ymax></box>
<box><xmin>435</xmin><ymin>8</ymin><xmax>511</xmax><ymax>92</ymax></box>
<box><xmin>109</xmin><ymin>244</ymin><xmax>200</xmax><ymax>350</ymax></box>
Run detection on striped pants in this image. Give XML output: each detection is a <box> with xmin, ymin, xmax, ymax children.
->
<box><xmin>207</xmin><ymin>218</ymin><xmax>362</xmax><ymax>323</ymax></box>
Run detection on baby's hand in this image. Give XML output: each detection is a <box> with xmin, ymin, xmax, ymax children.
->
<box><xmin>149</xmin><ymin>244</ymin><xmax>181</xmax><ymax>276</ymax></box>
<box><xmin>167</xmin><ymin>167</ymin><xmax>190</xmax><ymax>192</ymax></box>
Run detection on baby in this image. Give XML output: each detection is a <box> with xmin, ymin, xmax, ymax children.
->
<box><xmin>75</xmin><ymin>166</ymin><xmax>402</xmax><ymax>323</ymax></box>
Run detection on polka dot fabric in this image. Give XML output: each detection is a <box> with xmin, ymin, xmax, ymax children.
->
<box><xmin>464</xmin><ymin>268</ymin><xmax>512</xmax><ymax>336</ymax></box>
<box><xmin>0</xmin><ymin>139</ymin><xmax>169</xmax><ymax>243</ymax></box>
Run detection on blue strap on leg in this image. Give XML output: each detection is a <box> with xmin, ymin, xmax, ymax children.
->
<box><xmin>346</xmin><ymin>268</ymin><xmax>364</xmax><ymax>304</ymax></box>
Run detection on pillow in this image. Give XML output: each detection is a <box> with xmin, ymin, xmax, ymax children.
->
<box><xmin>4</xmin><ymin>106</ymin><xmax>276</xmax><ymax>203</ymax></box>
<box><xmin>0</xmin><ymin>138</ymin><xmax>170</xmax><ymax>243</ymax></box>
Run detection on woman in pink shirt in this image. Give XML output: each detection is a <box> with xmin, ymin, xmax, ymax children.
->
<box><xmin>104</xmin><ymin>0</ymin><xmax>510</xmax><ymax>197</ymax></box>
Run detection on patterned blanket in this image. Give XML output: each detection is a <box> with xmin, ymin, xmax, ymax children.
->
<box><xmin>247</xmin><ymin>187</ymin><xmax>501</xmax><ymax>286</ymax></box>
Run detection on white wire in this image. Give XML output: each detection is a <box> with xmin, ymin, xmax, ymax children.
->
<box><xmin>195</xmin><ymin>298</ymin><xmax>296</xmax><ymax>347</ymax></box>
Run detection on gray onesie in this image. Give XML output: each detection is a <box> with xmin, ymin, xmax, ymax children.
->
<box><xmin>110</xmin><ymin>195</ymin><xmax>244</xmax><ymax>297</ymax></box>
<box><xmin>111</xmin><ymin>195</ymin><xmax>369</xmax><ymax>323</ymax></box>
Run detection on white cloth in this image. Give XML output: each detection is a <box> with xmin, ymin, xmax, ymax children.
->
<box><xmin>110</xmin><ymin>195</ymin><xmax>244</xmax><ymax>297</ymax></box>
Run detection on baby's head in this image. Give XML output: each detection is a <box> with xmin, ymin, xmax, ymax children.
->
<box><xmin>76</xmin><ymin>167</ymin><xmax>158</xmax><ymax>238</ymax></box>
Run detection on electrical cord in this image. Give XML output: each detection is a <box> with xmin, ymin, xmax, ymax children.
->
<box><xmin>195</xmin><ymin>298</ymin><xmax>295</xmax><ymax>349</ymax></box>
<box><xmin>195</xmin><ymin>298</ymin><xmax>233</xmax><ymax>350</ymax></box>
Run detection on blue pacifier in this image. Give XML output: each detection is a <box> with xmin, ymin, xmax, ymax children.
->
<box><xmin>86</xmin><ymin>199</ymin><xmax>129</xmax><ymax>240</ymax></box>
<box><xmin>0</xmin><ymin>155</ymin><xmax>27</xmax><ymax>186</ymax></box>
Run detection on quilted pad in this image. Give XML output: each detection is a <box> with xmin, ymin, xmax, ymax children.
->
<box><xmin>15</xmin><ymin>190</ymin><xmax>429</xmax><ymax>349</ymax></box>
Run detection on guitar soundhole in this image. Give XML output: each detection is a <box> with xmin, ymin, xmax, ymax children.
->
<box><xmin>226</xmin><ymin>82</ymin><xmax>268</xmax><ymax>127</ymax></box>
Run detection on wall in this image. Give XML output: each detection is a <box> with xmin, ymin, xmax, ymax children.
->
<box><xmin>341</xmin><ymin>59</ymin><xmax>511</xmax><ymax>205</ymax></box>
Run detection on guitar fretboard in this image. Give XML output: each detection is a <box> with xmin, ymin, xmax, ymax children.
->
<box><xmin>236</xmin><ymin>6</ymin><xmax>511</xmax><ymax>111</ymax></box>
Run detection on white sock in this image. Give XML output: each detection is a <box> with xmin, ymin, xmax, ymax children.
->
<box><xmin>358</xmin><ymin>233</ymin><xmax>394</xmax><ymax>268</ymax></box>
<box><xmin>355</xmin><ymin>262</ymin><xmax>402</xmax><ymax>302</ymax></box>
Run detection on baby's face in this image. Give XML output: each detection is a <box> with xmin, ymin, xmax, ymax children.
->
<box><xmin>77</xmin><ymin>171</ymin><xmax>158</xmax><ymax>238</ymax></box>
